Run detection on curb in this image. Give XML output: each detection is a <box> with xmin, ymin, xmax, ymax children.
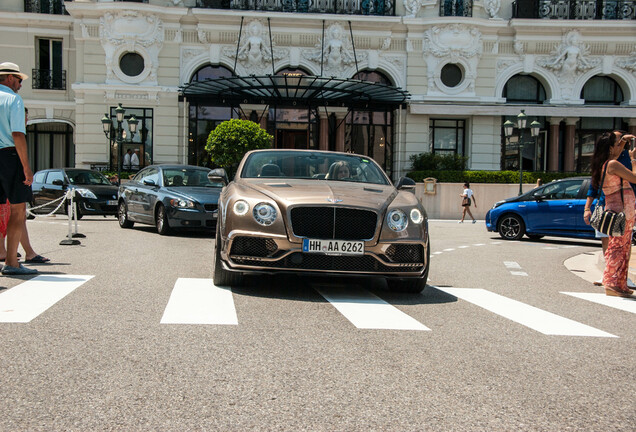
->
<box><xmin>566</xmin><ymin>250</ymin><xmax>636</xmax><ymax>285</ymax></box>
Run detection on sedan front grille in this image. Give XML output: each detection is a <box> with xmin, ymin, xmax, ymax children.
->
<box><xmin>290</xmin><ymin>207</ymin><xmax>377</xmax><ymax>240</ymax></box>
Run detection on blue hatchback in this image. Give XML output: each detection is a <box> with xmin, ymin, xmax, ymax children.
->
<box><xmin>485</xmin><ymin>177</ymin><xmax>596</xmax><ymax>241</ymax></box>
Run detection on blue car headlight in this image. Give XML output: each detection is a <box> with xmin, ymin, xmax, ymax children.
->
<box><xmin>169</xmin><ymin>198</ymin><xmax>195</xmax><ymax>208</ymax></box>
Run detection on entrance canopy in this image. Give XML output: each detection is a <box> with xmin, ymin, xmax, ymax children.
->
<box><xmin>180</xmin><ymin>75</ymin><xmax>409</xmax><ymax>109</ymax></box>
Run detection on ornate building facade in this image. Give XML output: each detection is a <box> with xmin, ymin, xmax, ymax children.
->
<box><xmin>1</xmin><ymin>0</ymin><xmax>635</xmax><ymax>178</ymax></box>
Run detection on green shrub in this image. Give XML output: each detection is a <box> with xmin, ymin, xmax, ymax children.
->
<box><xmin>205</xmin><ymin>119</ymin><xmax>273</xmax><ymax>177</ymax></box>
<box><xmin>406</xmin><ymin>170</ymin><xmax>587</xmax><ymax>183</ymax></box>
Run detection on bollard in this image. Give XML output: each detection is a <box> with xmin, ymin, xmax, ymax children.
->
<box><xmin>72</xmin><ymin>194</ymin><xmax>86</xmax><ymax>239</ymax></box>
<box><xmin>60</xmin><ymin>190</ymin><xmax>80</xmax><ymax>245</ymax></box>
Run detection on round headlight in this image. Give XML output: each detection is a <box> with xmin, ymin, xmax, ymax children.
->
<box><xmin>253</xmin><ymin>202</ymin><xmax>277</xmax><ymax>226</ymax></box>
<box><xmin>410</xmin><ymin>208</ymin><xmax>423</xmax><ymax>224</ymax></box>
<box><xmin>387</xmin><ymin>209</ymin><xmax>408</xmax><ymax>232</ymax></box>
<box><xmin>233</xmin><ymin>200</ymin><xmax>249</xmax><ymax>216</ymax></box>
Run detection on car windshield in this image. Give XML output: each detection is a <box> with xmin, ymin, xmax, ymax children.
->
<box><xmin>163</xmin><ymin>168</ymin><xmax>223</xmax><ymax>188</ymax></box>
<box><xmin>66</xmin><ymin>170</ymin><xmax>111</xmax><ymax>185</ymax></box>
<box><xmin>240</xmin><ymin>151</ymin><xmax>390</xmax><ymax>186</ymax></box>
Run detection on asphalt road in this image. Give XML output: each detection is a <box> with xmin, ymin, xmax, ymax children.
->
<box><xmin>0</xmin><ymin>215</ymin><xmax>634</xmax><ymax>431</ymax></box>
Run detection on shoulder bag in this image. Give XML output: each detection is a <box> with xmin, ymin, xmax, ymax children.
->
<box><xmin>590</xmin><ymin>162</ymin><xmax>626</xmax><ymax>237</ymax></box>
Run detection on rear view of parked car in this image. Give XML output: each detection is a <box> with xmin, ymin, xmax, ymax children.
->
<box><xmin>485</xmin><ymin>177</ymin><xmax>596</xmax><ymax>241</ymax></box>
<box><xmin>117</xmin><ymin>164</ymin><xmax>224</xmax><ymax>235</ymax></box>
<box><xmin>31</xmin><ymin>168</ymin><xmax>119</xmax><ymax>219</ymax></box>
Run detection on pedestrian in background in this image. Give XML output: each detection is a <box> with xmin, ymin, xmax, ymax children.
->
<box><xmin>589</xmin><ymin>130</ymin><xmax>636</xmax><ymax>298</ymax></box>
<box><xmin>122</xmin><ymin>149</ymin><xmax>132</xmax><ymax>170</ymax></box>
<box><xmin>459</xmin><ymin>182</ymin><xmax>477</xmax><ymax>224</ymax></box>
<box><xmin>0</xmin><ymin>62</ymin><xmax>37</xmax><ymax>275</ymax></box>
<box><xmin>535</xmin><ymin>178</ymin><xmax>543</xmax><ymax>188</ymax></box>
<box><xmin>131</xmin><ymin>148</ymin><xmax>140</xmax><ymax>170</ymax></box>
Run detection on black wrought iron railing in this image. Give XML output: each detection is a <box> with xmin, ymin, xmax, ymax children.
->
<box><xmin>513</xmin><ymin>0</ymin><xmax>636</xmax><ymax>19</ymax></box>
<box><xmin>196</xmin><ymin>0</ymin><xmax>395</xmax><ymax>15</ymax></box>
<box><xmin>24</xmin><ymin>0</ymin><xmax>67</xmax><ymax>14</ymax></box>
<box><xmin>32</xmin><ymin>69</ymin><xmax>66</xmax><ymax>91</ymax></box>
<box><xmin>439</xmin><ymin>0</ymin><xmax>473</xmax><ymax>16</ymax></box>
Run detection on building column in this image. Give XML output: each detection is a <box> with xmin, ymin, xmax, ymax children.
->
<box><xmin>563</xmin><ymin>118</ymin><xmax>577</xmax><ymax>172</ymax></box>
<box><xmin>548</xmin><ymin>117</ymin><xmax>562</xmax><ymax>172</ymax></box>
<box><xmin>627</xmin><ymin>118</ymin><xmax>636</xmax><ymax>136</ymax></box>
<box><xmin>318</xmin><ymin>111</ymin><xmax>329</xmax><ymax>151</ymax></box>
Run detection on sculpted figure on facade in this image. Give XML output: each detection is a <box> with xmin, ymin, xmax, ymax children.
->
<box><xmin>539</xmin><ymin>30</ymin><xmax>599</xmax><ymax>81</ymax></box>
<box><xmin>616</xmin><ymin>47</ymin><xmax>636</xmax><ymax>73</ymax></box>
<box><xmin>99</xmin><ymin>11</ymin><xmax>164</xmax><ymax>84</ymax></box>
<box><xmin>302</xmin><ymin>23</ymin><xmax>363</xmax><ymax>75</ymax></box>
<box><xmin>223</xmin><ymin>19</ymin><xmax>287</xmax><ymax>75</ymax></box>
<box><xmin>484</xmin><ymin>0</ymin><xmax>501</xmax><ymax>18</ymax></box>
<box><xmin>403</xmin><ymin>0</ymin><xmax>423</xmax><ymax>17</ymax></box>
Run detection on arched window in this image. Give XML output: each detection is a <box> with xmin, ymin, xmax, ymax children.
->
<box><xmin>347</xmin><ymin>71</ymin><xmax>394</xmax><ymax>171</ymax></box>
<box><xmin>502</xmin><ymin>75</ymin><xmax>547</xmax><ymax>171</ymax></box>
<box><xmin>188</xmin><ymin>65</ymin><xmax>236</xmax><ymax>166</ymax></box>
<box><xmin>503</xmin><ymin>74</ymin><xmax>546</xmax><ymax>104</ymax></box>
<box><xmin>581</xmin><ymin>76</ymin><xmax>623</xmax><ymax>105</ymax></box>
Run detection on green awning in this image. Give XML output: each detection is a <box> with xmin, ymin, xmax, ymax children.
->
<box><xmin>180</xmin><ymin>75</ymin><xmax>409</xmax><ymax>109</ymax></box>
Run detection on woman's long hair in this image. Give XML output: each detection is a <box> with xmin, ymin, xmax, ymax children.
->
<box><xmin>590</xmin><ymin>132</ymin><xmax>618</xmax><ymax>189</ymax></box>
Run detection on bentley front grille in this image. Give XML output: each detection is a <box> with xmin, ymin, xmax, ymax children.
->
<box><xmin>290</xmin><ymin>207</ymin><xmax>377</xmax><ymax>240</ymax></box>
<box><xmin>230</xmin><ymin>236</ymin><xmax>278</xmax><ymax>257</ymax></box>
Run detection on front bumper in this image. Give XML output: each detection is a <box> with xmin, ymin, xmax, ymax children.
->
<box><xmin>166</xmin><ymin>206</ymin><xmax>218</xmax><ymax>229</ymax></box>
<box><xmin>220</xmin><ymin>231</ymin><xmax>429</xmax><ymax>278</ymax></box>
<box><xmin>78</xmin><ymin>199</ymin><xmax>118</xmax><ymax>215</ymax></box>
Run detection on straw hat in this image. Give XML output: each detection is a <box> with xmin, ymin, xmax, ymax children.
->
<box><xmin>0</xmin><ymin>62</ymin><xmax>28</xmax><ymax>80</ymax></box>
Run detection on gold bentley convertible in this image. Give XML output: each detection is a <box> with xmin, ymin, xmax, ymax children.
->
<box><xmin>208</xmin><ymin>149</ymin><xmax>430</xmax><ymax>293</ymax></box>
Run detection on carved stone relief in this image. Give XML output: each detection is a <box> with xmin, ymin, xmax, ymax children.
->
<box><xmin>422</xmin><ymin>24</ymin><xmax>483</xmax><ymax>96</ymax></box>
<box><xmin>99</xmin><ymin>11</ymin><xmax>164</xmax><ymax>85</ymax></box>
<box><xmin>403</xmin><ymin>0</ymin><xmax>424</xmax><ymax>17</ymax></box>
<box><xmin>616</xmin><ymin>48</ymin><xmax>636</xmax><ymax>73</ymax></box>
<box><xmin>484</xmin><ymin>0</ymin><xmax>501</xmax><ymax>18</ymax></box>
<box><xmin>221</xmin><ymin>19</ymin><xmax>288</xmax><ymax>75</ymax></box>
<box><xmin>302</xmin><ymin>23</ymin><xmax>367</xmax><ymax>77</ymax></box>
<box><xmin>537</xmin><ymin>30</ymin><xmax>600</xmax><ymax>100</ymax></box>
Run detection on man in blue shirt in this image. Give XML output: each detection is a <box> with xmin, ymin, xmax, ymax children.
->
<box><xmin>0</xmin><ymin>62</ymin><xmax>36</xmax><ymax>275</ymax></box>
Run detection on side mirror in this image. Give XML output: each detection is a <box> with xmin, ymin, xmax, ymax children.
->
<box><xmin>143</xmin><ymin>178</ymin><xmax>156</xmax><ymax>186</ymax></box>
<box><xmin>208</xmin><ymin>168</ymin><xmax>229</xmax><ymax>185</ymax></box>
<box><xmin>533</xmin><ymin>191</ymin><xmax>546</xmax><ymax>201</ymax></box>
<box><xmin>52</xmin><ymin>179</ymin><xmax>64</xmax><ymax>186</ymax></box>
<box><xmin>395</xmin><ymin>176</ymin><xmax>416</xmax><ymax>190</ymax></box>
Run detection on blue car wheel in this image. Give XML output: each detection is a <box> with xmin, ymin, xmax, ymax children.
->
<box><xmin>498</xmin><ymin>214</ymin><xmax>525</xmax><ymax>241</ymax></box>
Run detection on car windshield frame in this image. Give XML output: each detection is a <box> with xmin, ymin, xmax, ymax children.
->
<box><xmin>162</xmin><ymin>167</ymin><xmax>223</xmax><ymax>188</ymax></box>
<box><xmin>240</xmin><ymin>151</ymin><xmax>390</xmax><ymax>186</ymax></box>
<box><xmin>66</xmin><ymin>170</ymin><xmax>111</xmax><ymax>186</ymax></box>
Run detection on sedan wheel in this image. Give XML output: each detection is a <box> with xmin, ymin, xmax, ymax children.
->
<box><xmin>498</xmin><ymin>214</ymin><xmax>525</xmax><ymax>240</ymax></box>
<box><xmin>155</xmin><ymin>204</ymin><xmax>171</xmax><ymax>235</ymax></box>
<box><xmin>118</xmin><ymin>201</ymin><xmax>134</xmax><ymax>228</ymax></box>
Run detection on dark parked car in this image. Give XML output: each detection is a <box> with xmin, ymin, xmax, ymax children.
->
<box><xmin>211</xmin><ymin>149</ymin><xmax>430</xmax><ymax>292</ymax></box>
<box><xmin>485</xmin><ymin>177</ymin><xmax>596</xmax><ymax>241</ymax></box>
<box><xmin>117</xmin><ymin>164</ymin><xmax>224</xmax><ymax>235</ymax></box>
<box><xmin>31</xmin><ymin>168</ymin><xmax>119</xmax><ymax>219</ymax></box>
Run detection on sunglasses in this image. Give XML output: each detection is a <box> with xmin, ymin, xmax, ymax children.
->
<box><xmin>12</xmin><ymin>75</ymin><xmax>22</xmax><ymax>83</ymax></box>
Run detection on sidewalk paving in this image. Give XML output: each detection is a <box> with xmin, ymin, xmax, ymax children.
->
<box><xmin>565</xmin><ymin>249</ymin><xmax>636</xmax><ymax>285</ymax></box>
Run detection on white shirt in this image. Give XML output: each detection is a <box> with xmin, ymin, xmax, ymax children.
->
<box><xmin>122</xmin><ymin>152</ymin><xmax>131</xmax><ymax>169</ymax></box>
<box><xmin>463</xmin><ymin>188</ymin><xmax>473</xmax><ymax>198</ymax></box>
<box><xmin>131</xmin><ymin>152</ymin><xmax>139</xmax><ymax>169</ymax></box>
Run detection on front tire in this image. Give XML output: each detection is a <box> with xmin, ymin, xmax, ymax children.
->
<box><xmin>498</xmin><ymin>214</ymin><xmax>525</xmax><ymax>240</ymax></box>
<box><xmin>155</xmin><ymin>204</ymin><xmax>171</xmax><ymax>235</ymax></box>
<box><xmin>118</xmin><ymin>201</ymin><xmax>134</xmax><ymax>228</ymax></box>
<box><xmin>213</xmin><ymin>223</ymin><xmax>243</xmax><ymax>287</ymax></box>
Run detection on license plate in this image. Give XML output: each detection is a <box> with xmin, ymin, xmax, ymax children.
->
<box><xmin>106</xmin><ymin>200</ymin><xmax>118</xmax><ymax>205</ymax></box>
<box><xmin>302</xmin><ymin>239</ymin><xmax>364</xmax><ymax>256</ymax></box>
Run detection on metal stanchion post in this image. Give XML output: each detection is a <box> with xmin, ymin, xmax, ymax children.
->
<box><xmin>72</xmin><ymin>190</ymin><xmax>86</xmax><ymax>238</ymax></box>
<box><xmin>60</xmin><ymin>190</ymin><xmax>81</xmax><ymax>246</ymax></box>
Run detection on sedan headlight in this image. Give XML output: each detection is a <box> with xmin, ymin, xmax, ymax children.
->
<box><xmin>253</xmin><ymin>202</ymin><xmax>277</xmax><ymax>226</ymax></box>
<box><xmin>492</xmin><ymin>200</ymin><xmax>505</xmax><ymax>209</ymax></box>
<box><xmin>233</xmin><ymin>200</ymin><xmax>249</xmax><ymax>216</ymax></box>
<box><xmin>410</xmin><ymin>208</ymin><xmax>423</xmax><ymax>224</ymax></box>
<box><xmin>75</xmin><ymin>188</ymin><xmax>97</xmax><ymax>199</ymax></box>
<box><xmin>169</xmin><ymin>198</ymin><xmax>195</xmax><ymax>208</ymax></box>
<box><xmin>387</xmin><ymin>209</ymin><xmax>408</xmax><ymax>232</ymax></box>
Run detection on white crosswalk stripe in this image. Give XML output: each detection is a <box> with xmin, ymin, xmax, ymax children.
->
<box><xmin>315</xmin><ymin>285</ymin><xmax>430</xmax><ymax>331</ymax></box>
<box><xmin>434</xmin><ymin>287</ymin><xmax>616</xmax><ymax>338</ymax></box>
<box><xmin>161</xmin><ymin>278</ymin><xmax>238</xmax><ymax>325</ymax></box>
<box><xmin>0</xmin><ymin>275</ymin><xmax>93</xmax><ymax>323</ymax></box>
<box><xmin>561</xmin><ymin>292</ymin><xmax>636</xmax><ymax>314</ymax></box>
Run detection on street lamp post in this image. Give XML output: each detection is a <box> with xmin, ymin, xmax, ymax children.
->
<box><xmin>101</xmin><ymin>103</ymin><xmax>138</xmax><ymax>185</ymax></box>
<box><xmin>504</xmin><ymin>109</ymin><xmax>541</xmax><ymax>196</ymax></box>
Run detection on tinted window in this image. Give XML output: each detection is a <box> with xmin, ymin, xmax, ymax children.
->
<box><xmin>66</xmin><ymin>170</ymin><xmax>110</xmax><ymax>185</ymax></box>
<box><xmin>140</xmin><ymin>168</ymin><xmax>160</xmax><ymax>185</ymax></box>
<box><xmin>541</xmin><ymin>180</ymin><xmax>583</xmax><ymax>199</ymax></box>
<box><xmin>33</xmin><ymin>172</ymin><xmax>46</xmax><ymax>184</ymax></box>
<box><xmin>45</xmin><ymin>171</ymin><xmax>64</xmax><ymax>185</ymax></box>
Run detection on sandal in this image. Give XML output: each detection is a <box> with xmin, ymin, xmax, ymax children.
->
<box><xmin>24</xmin><ymin>254</ymin><xmax>50</xmax><ymax>264</ymax></box>
<box><xmin>605</xmin><ymin>286</ymin><xmax>634</xmax><ymax>298</ymax></box>
<box><xmin>0</xmin><ymin>252</ymin><xmax>22</xmax><ymax>261</ymax></box>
